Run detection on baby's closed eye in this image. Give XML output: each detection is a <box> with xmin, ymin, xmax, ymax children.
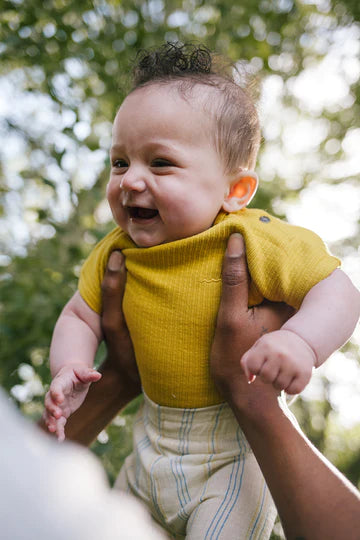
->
<box><xmin>151</xmin><ymin>158</ymin><xmax>175</xmax><ymax>167</ymax></box>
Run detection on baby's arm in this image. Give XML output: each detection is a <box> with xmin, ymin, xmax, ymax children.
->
<box><xmin>241</xmin><ymin>269</ymin><xmax>360</xmax><ymax>394</ymax></box>
<box><xmin>44</xmin><ymin>291</ymin><xmax>103</xmax><ymax>440</ymax></box>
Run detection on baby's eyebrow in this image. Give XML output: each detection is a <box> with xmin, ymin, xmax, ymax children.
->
<box><xmin>110</xmin><ymin>144</ymin><xmax>123</xmax><ymax>153</ymax></box>
<box><xmin>145</xmin><ymin>141</ymin><xmax>185</xmax><ymax>157</ymax></box>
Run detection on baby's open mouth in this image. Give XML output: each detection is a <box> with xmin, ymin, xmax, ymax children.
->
<box><xmin>128</xmin><ymin>207</ymin><xmax>159</xmax><ymax>219</ymax></box>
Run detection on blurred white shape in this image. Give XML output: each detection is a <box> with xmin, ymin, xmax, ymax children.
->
<box><xmin>97</xmin><ymin>430</ymin><xmax>109</xmax><ymax>444</ymax></box>
<box><xmin>122</xmin><ymin>10</ymin><xmax>139</xmax><ymax>28</ymax></box>
<box><xmin>167</xmin><ymin>10</ymin><xmax>189</xmax><ymax>27</ymax></box>
<box><xmin>342</xmin><ymin>128</ymin><xmax>360</xmax><ymax>155</ymax></box>
<box><xmin>66</xmin><ymin>147</ymin><xmax>107</xmax><ymax>190</ymax></box>
<box><xmin>289</xmin><ymin>62</ymin><xmax>349</xmax><ymax>113</ymax></box>
<box><xmin>282</xmin><ymin>117</ymin><xmax>328</xmax><ymax>154</ymax></box>
<box><xmin>259</xmin><ymin>74</ymin><xmax>284</xmax><ymax>115</ymax></box>
<box><xmin>0</xmin><ymin>388</ymin><xmax>165</xmax><ymax>539</ymax></box>
<box><xmin>94</xmin><ymin>198</ymin><xmax>112</xmax><ymax>224</ymax></box>
<box><xmin>10</xmin><ymin>385</ymin><xmax>28</xmax><ymax>403</ymax></box>
<box><xmin>325</xmin><ymin>353</ymin><xmax>360</xmax><ymax>428</ymax></box>
<box><xmin>325</xmin><ymin>352</ymin><xmax>358</xmax><ymax>384</ymax></box>
<box><xmin>18</xmin><ymin>364</ymin><xmax>35</xmax><ymax>381</ymax></box>
<box><xmin>301</xmin><ymin>350</ymin><xmax>360</xmax><ymax>428</ymax></box>
<box><xmin>64</xmin><ymin>58</ymin><xmax>89</xmax><ymax>80</ymax></box>
<box><xmin>288</xmin><ymin>24</ymin><xmax>360</xmax><ymax>114</ymax></box>
<box><xmin>342</xmin><ymin>252</ymin><xmax>360</xmax><ymax>290</ymax></box>
<box><xmin>283</xmin><ymin>182</ymin><xmax>360</xmax><ymax>243</ymax></box>
<box><xmin>73</xmin><ymin>121</ymin><xmax>91</xmax><ymax>141</ymax></box>
<box><xmin>300</xmin><ymin>370</ymin><xmax>325</xmax><ymax>402</ymax></box>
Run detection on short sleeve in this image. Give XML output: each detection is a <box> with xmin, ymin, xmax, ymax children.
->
<box><xmin>238</xmin><ymin>211</ymin><xmax>341</xmax><ymax>309</ymax></box>
<box><xmin>78</xmin><ymin>227</ymin><xmax>129</xmax><ymax>314</ymax></box>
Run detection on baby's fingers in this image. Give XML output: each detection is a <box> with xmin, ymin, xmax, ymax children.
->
<box><xmin>44</xmin><ymin>391</ymin><xmax>63</xmax><ymax>419</ymax></box>
<box><xmin>240</xmin><ymin>348</ymin><xmax>265</xmax><ymax>381</ymax></box>
<box><xmin>285</xmin><ymin>372</ymin><xmax>310</xmax><ymax>395</ymax></box>
<box><xmin>56</xmin><ymin>416</ymin><xmax>67</xmax><ymax>442</ymax></box>
<box><xmin>272</xmin><ymin>371</ymin><xmax>294</xmax><ymax>392</ymax></box>
<box><xmin>42</xmin><ymin>408</ymin><xmax>60</xmax><ymax>435</ymax></box>
<box><xmin>42</xmin><ymin>409</ymin><xmax>55</xmax><ymax>431</ymax></box>
<box><xmin>242</xmin><ymin>349</ymin><xmax>282</xmax><ymax>385</ymax></box>
<box><xmin>49</xmin><ymin>379</ymin><xmax>65</xmax><ymax>405</ymax></box>
<box><xmin>258</xmin><ymin>361</ymin><xmax>281</xmax><ymax>384</ymax></box>
<box><xmin>47</xmin><ymin>416</ymin><xmax>57</xmax><ymax>433</ymax></box>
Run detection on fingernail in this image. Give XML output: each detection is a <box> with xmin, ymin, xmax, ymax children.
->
<box><xmin>226</xmin><ymin>233</ymin><xmax>243</xmax><ymax>258</ymax></box>
<box><xmin>108</xmin><ymin>251</ymin><xmax>123</xmax><ymax>271</ymax></box>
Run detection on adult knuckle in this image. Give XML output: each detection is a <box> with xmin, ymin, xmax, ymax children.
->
<box><xmin>216</xmin><ymin>315</ymin><xmax>235</xmax><ymax>332</ymax></box>
<box><xmin>101</xmin><ymin>316</ymin><xmax>118</xmax><ymax>335</ymax></box>
<box><xmin>216</xmin><ymin>310</ymin><xmax>244</xmax><ymax>334</ymax></box>
<box><xmin>101</xmin><ymin>278</ymin><xmax>117</xmax><ymax>296</ymax></box>
<box><xmin>223</xmin><ymin>265</ymin><xmax>246</xmax><ymax>287</ymax></box>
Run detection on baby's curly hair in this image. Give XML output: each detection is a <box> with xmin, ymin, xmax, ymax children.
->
<box><xmin>130</xmin><ymin>42</ymin><xmax>260</xmax><ymax>173</ymax></box>
<box><xmin>133</xmin><ymin>42</ymin><xmax>213</xmax><ymax>82</ymax></box>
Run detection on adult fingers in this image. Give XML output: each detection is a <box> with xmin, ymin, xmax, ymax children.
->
<box><xmin>217</xmin><ymin>234</ymin><xmax>250</xmax><ymax>331</ymax></box>
<box><xmin>101</xmin><ymin>250</ymin><xmax>127</xmax><ymax>335</ymax></box>
<box><xmin>101</xmin><ymin>250</ymin><xmax>138</xmax><ymax>383</ymax></box>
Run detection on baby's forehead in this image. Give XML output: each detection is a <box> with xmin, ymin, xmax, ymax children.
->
<box><xmin>125</xmin><ymin>80</ymin><xmax>219</xmax><ymax>117</ymax></box>
<box><xmin>112</xmin><ymin>81</ymin><xmax>218</xmax><ymax>151</ymax></box>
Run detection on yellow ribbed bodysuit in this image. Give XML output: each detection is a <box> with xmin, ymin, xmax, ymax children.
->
<box><xmin>79</xmin><ymin>209</ymin><xmax>339</xmax><ymax>408</ymax></box>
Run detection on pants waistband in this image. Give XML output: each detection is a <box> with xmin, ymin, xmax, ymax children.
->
<box><xmin>140</xmin><ymin>391</ymin><xmax>250</xmax><ymax>454</ymax></box>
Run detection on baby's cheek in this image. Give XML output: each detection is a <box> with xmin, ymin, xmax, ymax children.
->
<box><xmin>112</xmin><ymin>208</ymin><xmax>127</xmax><ymax>229</ymax></box>
<box><xmin>106</xmin><ymin>179</ymin><xmax>118</xmax><ymax>203</ymax></box>
<box><xmin>107</xmin><ymin>185</ymin><xmax>123</xmax><ymax>217</ymax></box>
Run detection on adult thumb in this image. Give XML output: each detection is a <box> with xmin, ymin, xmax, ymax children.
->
<box><xmin>220</xmin><ymin>233</ymin><xmax>250</xmax><ymax>312</ymax></box>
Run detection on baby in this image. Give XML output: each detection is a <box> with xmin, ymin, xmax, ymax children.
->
<box><xmin>45</xmin><ymin>43</ymin><xmax>360</xmax><ymax>539</ymax></box>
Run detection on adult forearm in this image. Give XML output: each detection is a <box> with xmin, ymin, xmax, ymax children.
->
<box><xmin>230</xmin><ymin>393</ymin><xmax>360</xmax><ymax>540</ymax></box>
<box><xmin>64</xmin><ymin>357</ymin><xmax>141</xmax><ymax>446</ymax></box>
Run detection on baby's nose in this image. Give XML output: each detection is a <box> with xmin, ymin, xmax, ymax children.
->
<box><xmin>120</xmin><ymin>169</ymin><xmax>147</xmax><ymax>192</ymax></box>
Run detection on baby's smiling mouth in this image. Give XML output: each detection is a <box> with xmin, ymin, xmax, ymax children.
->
<box><xmin>127</xmin><ymin>206</ymin><xmax>159</xmax><ymax>220</ymax></box>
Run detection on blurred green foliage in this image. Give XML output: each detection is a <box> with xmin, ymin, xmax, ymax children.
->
<box><xmin>0</xmin><ymin>1</ymin><xmax>359</xmax><ymax>537</ymax></box>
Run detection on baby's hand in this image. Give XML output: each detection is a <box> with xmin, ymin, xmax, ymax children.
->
<box><xmin>240</xmin><ymin>329</ymin><xmax>317</xmax><ymax>394</ymax></box>
<box><xmin>44</xmin><ymin>364</ymin><xmax>102</xmax><ymax>441</ymax></box>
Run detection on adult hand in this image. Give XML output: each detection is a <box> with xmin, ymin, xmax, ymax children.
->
<box><xmin>63</xmin><ymin>250</ymin><xmax>141</xmax><ymax>445</ymax></box>
<box><xmin>100</xmin><ymin>250</ymin><xmax>140</xmax><ymax>387</ymax></box>
<box><xmin>210</xmin><ymin>233</ymin><xmax>294</xmax><ymax>413</ymax></box>
<box><xmin>211</xmin><ymin>233</ymin><xmax>360</xmax><ymax>540</ymax></box>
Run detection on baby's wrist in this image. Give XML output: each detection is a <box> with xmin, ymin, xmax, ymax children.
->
<box><xmin>52</xmin><ymin>361</ymin><xmax>93</xmax><ymax>378</ymax></box>
<box><xmin>280</xmin><ymin>328</ymin><xmax>318</xmax><ymax>368</ymax></box>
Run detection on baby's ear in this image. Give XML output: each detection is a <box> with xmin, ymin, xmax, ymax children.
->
<box><xmin>222</xmin><ymin>171</ymin><xmax>258</xmax><ymax>212</ymax></box>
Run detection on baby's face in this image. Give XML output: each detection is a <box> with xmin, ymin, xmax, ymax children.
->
<box><xmin>107</xmin><ymin>84</ymin><xmax>232</xmax><ymax>247</ymax></box>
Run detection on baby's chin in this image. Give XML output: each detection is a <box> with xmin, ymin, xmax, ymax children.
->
<box><xmin>125</xmin><ymin>232</ymin><xmax>166</xmax><ymax>248</ymax></box>
<box><xmin>131</xmin><ymin>238</ymin><xmax>169</xmax><ymax>248</ymax></box>
<box><xmin>128</xmin><ymin>234</ymin><xmax>182</xmax><ymax>248</ymax></box>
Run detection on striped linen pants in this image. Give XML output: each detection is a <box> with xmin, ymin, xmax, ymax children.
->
<box><xmin>115</xmin><ymin>393</ymin><xmax>277</xmax><ymax>539</ymax></box>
